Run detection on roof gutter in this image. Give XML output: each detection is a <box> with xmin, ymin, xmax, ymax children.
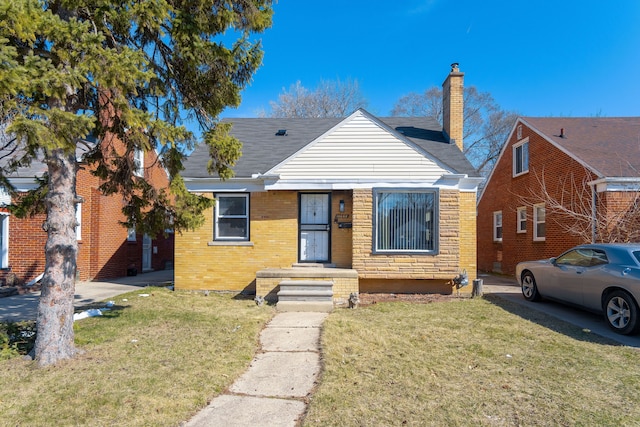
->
<box><xmin>183</xmin><ymin>174</ymin><xmax>280</xmax><ymax>192</ymax></box>
<box><xmin>588</xmin><ymin>177</ymin><xmax>640</xmax><ymax>192</ymax></box>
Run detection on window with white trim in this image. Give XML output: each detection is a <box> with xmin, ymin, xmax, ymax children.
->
<box><xmin>75</xmin><ymin>203</ymin><xmax>82</xmax><ymax>241</ymax></box>
<box><xmin>533</xmin><ymin>204</ymin><xmax>546</xmax><ymax>241</ymax></box>
<box><xmin>374</xmin><ymin>189</ymin><xmax>437</xmax><ymax>253</ymax></box>
<box><xmin>493</xmin><ymin>211</ymin><xmax>503</xmax><ymax>242</ymax></box>
<box><xmin>0</xmin><ymin>214</ymin><xmax>8</xmax><ymax>268</ymax></box>
<box><xmin>513</xmin><ymin>139</ymin><xmax>529</xmax><ymax>176</ymax></box>
<box><xmin>214</xmin><ymin>193</ymin><xmax>249</xmax><ymax>240</ymax></box>
<box><xmin>516</xmin><ymin>206</ymin><xmax>527</xmax><ymax>233</ymax></box>
<box><xmin>133</xmin><ymin>148</ymin><xmax>144</xmax><ymax>177</ymax></box>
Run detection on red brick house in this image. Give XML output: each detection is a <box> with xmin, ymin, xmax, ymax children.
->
<box><xmin>0</xmin><ymin>135</ymin><xmax>174</xmax><ymax>285</ymax></box>
<box><xmin>477</xmin><ymin>117</ymin><xmax>640</xmax><ymax>276</ymax></box>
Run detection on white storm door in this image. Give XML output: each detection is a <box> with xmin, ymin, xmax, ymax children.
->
<box><xmin>142</xmin><ymin>234</ymin><xmax>152</xmax><ymax>271</ymax></box>
<box><xmin>299</xmin><ymin>193</ymin><xmax>330</xmax><ymax>262</ymax></box>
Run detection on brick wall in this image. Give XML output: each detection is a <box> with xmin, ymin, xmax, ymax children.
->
<box><xmin>1</xmin><ymin>142</ymin><xmax>174</xmax><ymax>285</ymax></box>
<box><xmin>330</xmin><ymin>190</ymin><xmax>353</xmax><ymax>268</ymax></box>
<box><xmin>0</xmin><ymin>208</ymin><xmax>47</xmax><ymax>284</ymax></box>
<box><xmin>175</xmin><ymin>191</ymin><xmax>299</xmax><ymax>291</ymax></box>
<box><xmin>176</xmin><ymin>187</ymin><xmax>478</xmax><ymax>295</ymax></box>
<box><xmin>478</xmin><ymin>123</ymin><xmax>592</xmax><ymax>276</ymax></box>
<box><xmin>352</xmin><ymin>188</ymin><xmax>476</xmax><ymax>294</ymax></box>
<box><xmin>442</xmin><ymin>66</ymin><xmax>464</xmax><ymax>151</ymax></box>
<box><xmin>597</xmin><ymin>191</ymin><xmax>640</xmax><ymax>242</ymax></box>
<box><xmin>81</xmin><ymin>146</ymin><xmax>174</xmax><ymax>281</ymax></box>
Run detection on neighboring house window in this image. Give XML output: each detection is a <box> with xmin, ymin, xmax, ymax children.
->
<box><xmin>133</xmin><ymin>148</ymin><xmax>144</xmax><ymax>177</ymax></box>
<box><xmin>374</xmin><ymin>189</ymin><xmax>437</xmax><ymax>253</ymax></box>
<box><xmin>513</xmin><ymin>139</ymin><xmax>529</xmax><ymax>176</ymax></box>
<box><xmin>0</xmin><ymin>214</ymin><xmax>8</xmax><ymax>268</ymax></box>
<box><xmin>215</xmin><ymin>193</ymin><xmax>249</xmax><ymax>240</ymax></box>
<box><xmin>127</xmin><ymin>228</ymin><xmax>137</xmax><ymax>242</ymax></box>
<box><xmin>533</xmin><ymin>204</ymin><xmax>546</xmax><ymax>241</ymax></box>
<box><xmin>493</xmin><ymin>211</ymin><xmax>503</xmax><ymax>242</ymax></box>
<box><xmin>75</xmin><ymin>203</ymin><xmax>82</xmax><ymax>241</ymax></box>
<box><xmin>517</xmin><ymin>206</ymin><xmax>527</xmax><ymax>233</ymax></box>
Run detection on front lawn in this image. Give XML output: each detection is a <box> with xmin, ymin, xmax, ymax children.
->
<box><xmin>2</xmin><ymin>289</ymin><xmax>639</xmax><ymax>426</ymax></box>
<box><xmin>304</xmin><ymin>296</ymin><xmax>640</xmax><ymax>426</ymax></box>
<box><xmin>0</xmin><ymin>287</ymin><xmax>274</xmax><ymax>426</ymax></box>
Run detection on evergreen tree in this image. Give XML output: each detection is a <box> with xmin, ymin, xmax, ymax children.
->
<box><xmin>0</xmin><ymin>0</ymin><xmax>273</xmax><ymax>366</ymax></box>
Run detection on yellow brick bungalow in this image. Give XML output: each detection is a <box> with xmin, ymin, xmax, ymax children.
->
<box><xmin>176</xmin><ymin>65</ymin><xmax>482</xmax><ymax>305</ymax></box>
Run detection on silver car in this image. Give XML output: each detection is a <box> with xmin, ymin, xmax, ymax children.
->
<box><xmin>515</xmin><ymin>244</ymin><xmax>640</xmax><ymax>335</ymax></box>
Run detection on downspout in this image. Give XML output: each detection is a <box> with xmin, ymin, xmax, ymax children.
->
<box><xmin>591</xmin><ymin>184</ymin><xmax>597</xmax><ymax>243</ymax></box>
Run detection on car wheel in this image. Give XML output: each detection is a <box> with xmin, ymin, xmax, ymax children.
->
<box><xmin>604</xmin><ymin>290</ymin><xmax>639</xmax><ymax>335</ymax></box>
<box><xmin>521</xmin><ymin>271</ymin><xmax>541</xmax><ymax>301</ymax></box>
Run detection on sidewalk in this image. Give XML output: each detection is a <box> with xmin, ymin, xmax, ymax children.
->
<box><xmin>185</xmin><ymin>312</ymin><xmax>326</xmax><ymax>427</ymax></box>
<box><xmin>0</xmin><ymin>269</ymin><xmax>173</xmax><ymax>322</ymax></box>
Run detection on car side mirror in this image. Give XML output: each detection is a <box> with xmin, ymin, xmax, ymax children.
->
<box><xmin>550</xmin><ymin>257</ymin><xmax>557</xmax><ymax>265</ymax></box>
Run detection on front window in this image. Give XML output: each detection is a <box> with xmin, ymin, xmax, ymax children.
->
<box><xmin>374</xmin><ymin>190</ymin><xmax>437</xmax><ymax>253</ymax></box>
<box><xmin>513</xmin><ymin>139</ymin><xmax>529</xmax><ymax>176</ymax></box>
<box><xmin>534</xmin><ymin>203</ymin><xmax>546</xmax><ymax>241</ymax></box>
<box><xmin>215</xmin><ymin>193</ymin><xmax>249</xmax><ymax>240</ymax></box>
<box><xmin>493</xmin><ymin>211</ymin><xmax>503</xmax><ymax>242</ymax></box>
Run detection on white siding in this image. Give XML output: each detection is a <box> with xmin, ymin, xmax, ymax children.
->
<box><xmin>271</xmin><ymin>112</ymin><xmax>451</xmax><ymax>180</ymax></box>
<box><xmin>0</xmin><ymin>188</ymin><xmax>9</xmax><ymax>206</ymax></box>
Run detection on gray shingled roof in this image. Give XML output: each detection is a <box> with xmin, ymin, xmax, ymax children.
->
<box><xmin>182</xmin><ymin>114</ymin><xmax>479</xmax><ymax>179</ymax></box>
<box><xmin>522</xmin><ymin>117</ymin><xmax>640</xmax><ymax>178</ymax></box>
<box><xmin>0</xmin><ymin>135</ymin><xmax>94</xmax><ymax>180</ymax></box>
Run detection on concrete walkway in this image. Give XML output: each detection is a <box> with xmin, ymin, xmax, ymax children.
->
<box><xmin>185</xmin><ymin>312</ymin><xmax>326</xmax><ymax>427</ymax></box>
<box><xmin>0</xmin><ymin>269</ymin><xmax>174</xmax><ymax>322</ymax></box>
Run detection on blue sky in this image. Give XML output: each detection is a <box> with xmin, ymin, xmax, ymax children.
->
<box><xmin>222</xmin><ymin>0</ymin><xmax>640</xmax><ymax>119</ymax></box>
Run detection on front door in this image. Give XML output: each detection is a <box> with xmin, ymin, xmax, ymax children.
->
<box><xmin>299</xmin><ymin>193</ymin><xmax>330</xmax><ymax>262</ymax></box>
<box><xmin>142</xmin><ymin>234</ymin><xmax>152</xmax><ymax>271</ymax></box>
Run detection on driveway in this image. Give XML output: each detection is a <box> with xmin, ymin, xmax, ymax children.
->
<box><xmin>481</xmin><ymin>273</ymin><xmax>640</xmax><ymax>349</ymax></box>
<box><xmin>0</xmin><ymin>269</ymin><xmax>173</xmax><ymax>322</ymax></box>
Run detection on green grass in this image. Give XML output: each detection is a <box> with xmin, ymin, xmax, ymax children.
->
<box><xmin>303</xmin><ymin>296</ymin><xmax>640</xmax><ymax>426</ymax></box>
<box><xmin>0</xmin><ymin>287</ymin><xmax>274</xmax><ymax>427</ymax></box>
<box><xmin>3</xmin><ymin>290</ymin><xmax>640</xmax><ymax>426</ymax></box>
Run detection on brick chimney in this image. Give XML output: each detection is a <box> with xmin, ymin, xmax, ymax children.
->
<box><xmin>442</xmin><ymin>63</ymin><xmax>464</xmax><ymax>151</ymax></box>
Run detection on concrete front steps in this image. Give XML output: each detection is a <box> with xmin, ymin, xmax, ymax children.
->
<box><xmin>276</xmin><ymin>280</ymin><xmax>334</xmax><ymax>312</ymax></box>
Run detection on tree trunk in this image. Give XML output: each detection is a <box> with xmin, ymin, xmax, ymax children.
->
<box><xmin>34</xmin><ymin>148</ymin><xmax>79</xmax><ymax>366</ymax></box>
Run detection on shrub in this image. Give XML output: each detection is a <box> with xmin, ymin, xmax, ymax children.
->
<box><xmin>0</xmin><ymin>321</ymin><xmax>37</xmax><ymax>359</ymax></box>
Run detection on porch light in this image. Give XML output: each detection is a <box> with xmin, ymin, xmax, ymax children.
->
<box><xmin>339</xmin><ymin>200</ymin><xmax>345</xmax><ymax>212</ymax></box>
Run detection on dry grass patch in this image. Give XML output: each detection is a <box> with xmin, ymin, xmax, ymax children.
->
<box><xmin>304</xmin><ymin>296</ymin><xmax>640</xmax><ymax>426</ymax></box>
<box><xmin>0</xmin><ymin>287</ymin><xmax>274</xmax><ymax>426</ymax></box>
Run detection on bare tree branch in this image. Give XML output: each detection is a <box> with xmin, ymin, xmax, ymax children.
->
<box><xmin>518</xmin><ymin>168</ymin><xmax>640</xmax><ymax>243</ymax></box>
<box><xmin>392</xmin><ymin>86</ymin><xmax>518</xmax><ymax>175</ymax></box>
<box><xmin>269</xmin><ymin>78</ymin><xmax>368</xmax><ymax>118</ymax></box>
